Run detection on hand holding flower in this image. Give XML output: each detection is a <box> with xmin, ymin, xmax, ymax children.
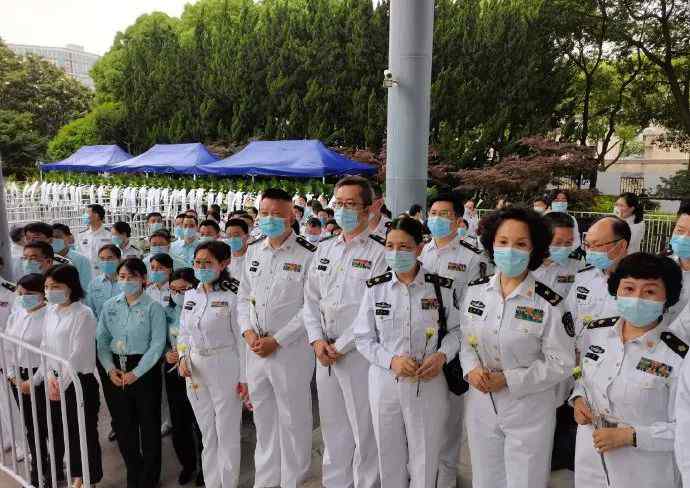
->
<box><xmin>416</xmin><ymin>352</ymin><xmax>446</xmax><ymax>380</ymax></box>
<box><xmin>391</xmin><ymin>355</ymin><xmax>418</xmax><ymax>378</ymax></box>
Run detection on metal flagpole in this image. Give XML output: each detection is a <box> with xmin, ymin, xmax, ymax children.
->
<box><xmin>0</xmin><ymin>153</ymin><xmax>12</xmax><ymax>281</ymax></box>
<box><xmin>384</xmin><ymin>0</ymin><xmax>434</xmax><ymax>216</ymax></box>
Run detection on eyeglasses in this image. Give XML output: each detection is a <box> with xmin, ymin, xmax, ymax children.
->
<box><xmin>582</xmin><ymin>238</ymin><xmax>621</xmax><ymax>251</ymax></box>
<box><xmin>333</xmin><ymin>201</ymin><xmax>365</xmax><ymax>210</ymax></box>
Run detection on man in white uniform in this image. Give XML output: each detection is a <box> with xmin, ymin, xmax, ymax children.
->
<box><xmin>238</xmin><ymin>188</ymin><xmax>315</xmax><ymax>488</ymax></box>
<box><xmin>224</xmin><ymin>218</ymin><xmax>250</xmax><ymax>279</ymax></box>
<box><xmin>368</xmin><ymin>184</ymin><xmax>391</xmax><ymax>239</ymax></box>
<box><xmin>420</xmin><ymin>192</ymin><xmax>483</xmax><ymax>488</ymax></box>
<box><xmin>667</xmin><ymin>203</ymin><xmax>690</xmax><ymax>329</ymax></box>
<box><xmin>111</xmin><ymin>222</ymin><xmax>142</xmax><ymax>260</ymax></box>
<box><xmin>533</xmin><ymin>212</ymin><xmax>584</xmax><ymax>297</ymax></box>
<box><xmin>77</xmin><ymin>204</ymin><xmax>112</xmax><ymax>273</ymax></box>
<box><xmin>304</xmin><ymin>176</ymin><xmax>386</xmax><ymax>488</ymax></box>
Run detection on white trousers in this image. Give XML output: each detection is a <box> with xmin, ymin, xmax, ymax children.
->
<box><xmin>437</xmin><ymin>392</ymin><xmax>466</xmax><ymax>488</ymax></box>
<box><xmin>247</xmin><ymin>339</ymin><xmax>314</xmax><ymax>488</ymax></box>
<box><xmin>316</xmin><ymin>350</ymin><xmax>379</xmax><ymax>488</ymax></box>
<box><xmin>188</xmin><ymin>350</ymin><xmax>242</xmax><ymax>488</ymax></box>
<box><xmin>369</xmin><ymin>367</ymin><xmax>448</xmax><ymax>488</ymax></box>
<box><xmin>465</xmin><ymin>386</ymin><xmax>556</xmax><ymax>488</ymax></box>
<box><xmin>575</xmin><ymin>424</ymin><xmax>680</xmax><ymax>488</ymax></box>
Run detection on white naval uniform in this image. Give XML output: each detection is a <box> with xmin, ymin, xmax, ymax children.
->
<box><xmin>666</xmin><ymin>255</ymin><xmax>690</xmax><ymax>329</ymax></box>
<box><xmin>572</xmin><ymin>317</ymin><xmax>683</xmax><ymax>488</ymax></box>
<box><xmin>532</xmin><ymin>251</ymin><xmax>584</xmax><ymax>298</ymax></box>
<box><xmin>0</xmin><ymin>279</ymin><xmax>22</xmax><ymax>452</ymax></box>
<box><xmin>117</xmin><ymin>242</ymin><xmax>142</xmax><ymax>260</ymax></box>
<box><xmin>419</xmin><ymin>235</ymin><xmax>484</xmax><ymax>488</ymax></box>
<box><xmin>303</xmin><ymin>232</ymin><xmax>386</xmax><ymax>488</ymax></box>
<box><xmin>369</xmin><ymin>216</ymin><xmax>391</xmax><ymax>239</ymax></box>
<box><xmin>674</xmin><ymin>341</ymin><xmax>690</xmax><ymax>486</ymax></box>
<box><xmin>76</xmin><ymin>225</ymin><xmax>112</xmax><ymax>273</ymax></box>
<box><xmin>179</xmin><ymin>280</ymin><xmax>245</xmax><ymax>488</ymax></box>
<box><xmin>565</xmin><ymin>266</ymin><xmax>618</xmax><ymax>353</ymax></box>
<box><xmin>228</xmin><ymin>254</ymin><xmax>246</xmax><ymax>281</ymax></box>
<box><xmin>354</xmin><ymin>268</ymin><xmax>461</xmax><ymax>488</ymax></box>
<box><xmin>460</xmin><ymin>273</ymin><xmax>574</xmax><ymax>488</ymax></box>
<box><xmin>237</xmin><ymin>233</ymin><xmax>316</xmax><ymax>488</ymax></box>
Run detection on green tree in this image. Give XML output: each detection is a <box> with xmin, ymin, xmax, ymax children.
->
<box><xmin>0</xmin><ymin>110</ymin><xmax>45</xmax><ymax>176</ymax></box>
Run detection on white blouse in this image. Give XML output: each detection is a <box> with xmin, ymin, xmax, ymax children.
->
<box><xmin>4</xmin><ymin>306</ymin><xmax>47</xmax><ymax>378</ymax></box>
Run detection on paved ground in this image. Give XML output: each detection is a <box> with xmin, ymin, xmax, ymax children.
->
<box><xmin>0</xmin><ymin>388</ymin><xmax>574</xmax><ymax>488</ymax></box>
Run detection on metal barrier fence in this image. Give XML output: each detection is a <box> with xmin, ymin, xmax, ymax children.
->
<box><xmin>0</xmin><ymin>333</ymin><xmax>91</xmax><ymax>488</ymax></box>
<box><xmin>476</xmin><ymin>209</ymin><xmax>675</xmax><ymax>254</ymax></box>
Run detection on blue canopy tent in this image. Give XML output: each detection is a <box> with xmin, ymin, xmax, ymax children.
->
<box><xmin>107</xmin><ymin>143</ymin><xmax>219</xmax><ymax>175</ymax></box>
<box><xmin>197</xmin><ymin>140</ymin><xmax>377</xmax><ymax>178</ymax></box>
<box><xmin>40</xmin><ymin>145</ymin><xmax>133</xmax><ymax>173</ymax></box>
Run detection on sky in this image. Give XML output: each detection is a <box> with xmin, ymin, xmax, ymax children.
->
<box><xmin>0</xmin><ymin>0</ymin><xmax>191</xmax><ymax>55</ymax></box>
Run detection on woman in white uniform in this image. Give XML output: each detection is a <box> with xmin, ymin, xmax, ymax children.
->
<box><xmin>461</xmin><ymin>206</ymin><xmax>574</xmax><ymax>488</ymax></box>
<box><xmin>178</xmin><ymin>241</ymin><xmax>246</xmax><ymax>488</ymax></box>
<box><xmin>614</xmin><ymin>192</ymin><xmax>645</xmax><ymax>253</ymax></box>
<box><xmin>43</xmin><ymin>264</ymin><xmax>103</xmax><ymax>487</ymax></box>
<box><xmin>354</xmin><ymin>217</ymin><xmax>461</xmax><ymax>488</ymax></box>
<box><xmin>573</xmin><ymin>253</ymin><xmax>683</xmax><ymax>487</ymax></box>
<box><xmin>5</xmin><ymin>273</ymin><xmax>48</xmax><ymax>486</ymax></box>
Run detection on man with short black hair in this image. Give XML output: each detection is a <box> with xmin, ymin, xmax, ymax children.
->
<box><xmin>533</xmin><ymin>212</ymin><xmax>584</xmax><ymax>297</ymax></box>
<box><xmin>146</xmin><ymin>212</ymin><xmax>165</xmax><ymax>235</ymax></box>
<box><xmin>143</xmin><ymin>231</ymin><xmax>186</xmax><ymax>271</ymax></box>
<box><xmin>111</xmin><ymin>221</ymin><xmax>142</xmax><ymax>259</ymax></box>
<box><xmin>52</xmin><ymin>223</ymin><xmax>92</xmax><ymax>289</ymax></box>
<box><xmin>198</xmin><ymin>219</ymin><xmax>221</xmax><ymax>243</ymax></box>
<box><xmin>14</xmin><ymin>222</ymin><xmax>72</xmax><ymax>279</ymax></box>
<box><xmin>171</xmin><ymin>215</ymin><xmax>199</xmax><ymax>267</ymax></box>
<box><xmin>224</xmin><ymin>218</ymin><xmax>250</xmax><ymax>278</ymax></box>
<box><xmin>20</xmin><ymin>241</ymin><xmax>55</xmax><ymax>277</ymax></box>
<box><xmin>368</xmin><ymin>183</ymin><xmax>391</xmax><ymax>238</ymax></box>
<box><xmin>304</xmin><ymin>218</ymin><xmax>322</xmax><ymax>245</ymax></box>
<box><xmin>78</xmin><ymin>204</ymin><xmax>112</xmax><ymax>271</ymax></box>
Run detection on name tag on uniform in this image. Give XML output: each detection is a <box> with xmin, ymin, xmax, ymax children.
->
<box><xmin>515</xmin><ymin>306</ymin><xmax>544</xmax><ymax>323</ymax></box>
<box><xmin>585</xmin><ymin>352</ymin><xmax>599</xmax><ymax>361</ymax></box>
<box><xmin>352</xmin><ymin>259</ymin><xmax>372</xmax><ymax>270</ymax></box>
<box><xmin>557</xmin><ymin>275</ymin><xmax>575</xmax><ymax>284</ymax></box>
<box><xmin>375</xmin><ymin>309</ymin><xmax>390</xmax><ymax>316</ymax></box>
<box><xmin>467</xmin><ymin>306</ymin><xmax>483</xmax><ymax>316</ymax></box>
<box><xmin>421</xmin><ymin>298</ymin><xmax>439</xmax><ymax>310</ymax></box>
<box><xmin>376</xmin><ymin>302</ymin><xmax>391</xmax><ymax>309</ymax></box>
<box><xmin>211</xmin><ymin>301</ymin><xmax>228</xmax><ymax>308</ymax></box>
<box><xmin>637</xmin><ymin>357</ymin><xmax>672</xmax><ymax>378</ymax></box>
<box><xmin>317</xmin><ymin>265</ymin><xmax>328</xmax><ymax>271</ymax></box>
<box><xmin>448</xmin><ymin>262</ymin><xmax>466</xmax><ymax>272</ymax></box>
<box><xmin>576</xmin><ymin>286</ymin><xmax>589</xmax><ymax>301</ymax></box>
<box><xmin>283</xmin><ymin>263</ymin><xmax>302</xmax><ymax>272</ymax></box>
<box><xmin>82</xmin><ymin>239</ymin><xmax>89</xmax><ymax>245</ymax></box>
<box><xmin>184</xmin><ymin>301</ymin><xmax>196</xmax><ymax>310</ymax></box>
<box><xmin>250</xmin><ymin>261</ymin><xmax>259</xmax><ymax>272</ymax></box>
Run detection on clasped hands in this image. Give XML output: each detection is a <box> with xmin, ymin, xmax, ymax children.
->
<box><xmin>467</xmin><ymin>367</ymin><xmax>506</xmax><ymax>393</ymax></box>
<box><xmin>391</xmin><ymin>352</ymin><xmax>447</xmax><ymax>381</ymax></box>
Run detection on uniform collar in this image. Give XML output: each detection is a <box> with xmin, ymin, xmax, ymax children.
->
<box><xmin>487</xmin><ymin>272</ymin><xmax>536</xmax><ymax>301</ymax></box>
<box><xmin>262</xmin><ymin>231</ymin><xmax>296</xmax><ymax>252</ymax></box>
<box><xmin>611</xmin><ymin>316</ymin><xmax>668</xmax><ymax>352</ymax></box>
<box><xmin>334</xmin><ymin>228</ymin><xmax>369</xmax><ymax>247</ymax></box>
<box><xmin>427</xmin><ymin>234</ymin><xmax>461</xmax><ymax>253</ymax></box>
<box><xmin>390</xmin><ymin>263</ymin><xmax>426</xmax><ymax>288</ymax></box>
<box><xmin>115</xmin><ymin>291</ymin><xmax>150</xmax><ymax>306</ymax></box>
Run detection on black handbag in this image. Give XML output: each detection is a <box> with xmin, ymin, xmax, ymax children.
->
<box><xmin>430</xmin><ymin>275</ymin><xmax>469</xmax><ymax>396</ymax></box>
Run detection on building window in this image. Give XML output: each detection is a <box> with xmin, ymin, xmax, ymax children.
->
<box><xmin>620</xmin><ymin>176</ymin><xmax>645</xmax><ymax>195</ymax></box>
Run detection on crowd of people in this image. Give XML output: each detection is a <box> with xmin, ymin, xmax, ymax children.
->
<box><xmin>0</xmin><ymin>175</ymin><xmax>689</xmax><ymax>488</ymax></box>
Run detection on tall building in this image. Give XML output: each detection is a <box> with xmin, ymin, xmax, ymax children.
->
<box><xmin>7</xmin><ymin>43</ymin><xmax>100</xmax><ymax>89</ymax></box>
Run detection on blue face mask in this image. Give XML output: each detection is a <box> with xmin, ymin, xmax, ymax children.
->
<box><xmin>493</xmin><ymin>247</ymin><xmax>530</xmax><ymax>277</ymax></box>
<box><xmin>319</xmin><ymin>217</ymin><xmax>327</xmax><ymax>226</ymax></box>
<box><xmin>112</xmin><ymin>235</ymin><xmax>125</xmax><ymax>247</ymax></box>
<box><xmin>149</xmin><ymin>223</ymin><xmax>164</xmax><ymax>233</ymax></box>
<box><xmin>551</xmin><ymin>201</ymin><xmax>568</xmax><ymax>213</ymax></box>
<box><xmin>119</xmin><ymin>280</ymin><xmax>142</xmax><ymax>295</ymax></box>
<box><xmin>586</xmin><ymin>250</ymin><xmax>614</xmax><ymax>271</ymax></box>
<box><xmin>81</xmin><ymin>214</ymin><xmax>90</xmax><ymax>226</ymax></box>
<box><xmin>18</xmin><ymin>294</ymin><xmax>42</xmax><ymax>310</ymax></box>
<box><xmin>183</xmin><ymin>228</ymin><xmax>197</xmax><ymax>240</ymax></box>
<box><xmin>194</xmin><ymin>268</ymin><xmax>218</xmax><ymax>284</ymax></box>
<box><xmin>99</xmin><ymin>260</ymin><xmax>118</xmax><ymax>275</ymax></box>
<box><xmin>457</xmin><ymin>227</ymin><xmax>467</xmax><ymax>239</ymax></box>
<box><xmin>46</xmin><ymin>289</ymin><xmax>68</xmax><ymax>305</ymax></box>
<box><xmin>259</xmin><ymin>217</ymin><xmax>286</xmax><ymax>238</ymax></box>
<box><xmin>174</xmin><ymin>227</ymin><xmax>184</xmax><ymax>240</ymax></box>
<box><xmin>149</xmin><ymin>270</ymin><xmax>168</xmax><ymax>284</ymax></box>
<box><xmin>549</xmin><ymin>246</ymin><xmax>573</xmax><ymax>266</ymax></box>
<box><xmin>671</xmin><ymin>235</ymin><xmax>690</xmax><ymax>260</ymax></box>
<box><xmin>226</xmin><ymin>237</ymin><xmax>244</xmax><ymax>252</ymax></box>
<box><xmin>427</xmin><ymin>217</ymin><xmax>453</xmax><ymax>239</ymax></box>
<box><xmin>617</xmin><ymin>297</ymin><xmax>664</xmax><ymax>328</ymax></box>
<box><xmin>51</xmin><ymin>239</ymin><xmax>66</xmax><ymax>253</ymax></box>
<box><xmin>385</xmin><ymin>250</ymin><xmax>417</xmax><ymax>273</ymax></box>
<box><xmin>22</xmin><ymin>260</ymin><xmax>43</xmax><ymax>275</ymax></box>
<box><xmin>334</xmin><ymin>208</ymin><xmax>361</xmax><ymax>233</ymax></box>
<box><xmin>149</xmin><ymin>245</ymin><xmax>169</xmax><ymax>256</ymax></box>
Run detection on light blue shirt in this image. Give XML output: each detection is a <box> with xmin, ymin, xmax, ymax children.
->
<box><xmin>85</xmin><ymin>274</ymin><xmax>119</xmax><ymax>319</ymax></box>
<box><xmin>67</xmin><ymin>249</ymin><xmax>93</xmax><ymax>290</ymax></box>
<box><xmin>170</xmin><ymin>240</ymin><xmax>198</xmax><ymax>267</ymax></box>
<box><xmin>96</xmin><ymin>292</ymin><xmax>167</xmax><ymax>378</ymax></box>
<box><xmin>166</xmin><ymin>304</ymin><xmax>182</xmax><ymax>347</ymax></box>
<box><xmin>143</xmin><ymin>252</ymin><xmax>188</xmax><ymax>272</ymax></box>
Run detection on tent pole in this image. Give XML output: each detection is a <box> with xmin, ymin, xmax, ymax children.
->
<box><xmin>0</xmin><ymin>153</ymin><xmax>13</xmax><ymax>281</ymax></box>
<box><xmin>384</xmin><ymin>0</ymin><xmax>434</xmax><ymax>216</ymax></box>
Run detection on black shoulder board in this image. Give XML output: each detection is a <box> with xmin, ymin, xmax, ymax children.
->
<box><xmin>577</xmin><ymin>265</ymin><xmax>594</xmax><ymax>274</ymax></box>
<box><xmin>459</xmin><ymin>240</ymin><xmax>482</xmax><ymax>254</ymax></box>
<box><xmin>468</xmin><ymin>275</ymin><xmax>491</xmax><ymax>287</ymax></box>
<box><xmin>425</xmin><ymin>273</ymin><xmax>453</xmax><ymax>289</ymax></box>
<box><xmin>384</xmin><ymin>221</ymin><xmax>392</xmax><ymax>230</ymax></box>
<box><xmin>130</xmin><ymin>244</ymin><xmax>140</xmax><ymax>251</ymax></box>
<box><xmin>295</xmin><ymin>235</ymin><xmax>317</xmax><ymax>252</ymax></box>
<box><xmin>54</xmin><ymin>255</ymin><xmax>70</xmax><ymax>264</ymax></box>
<box><xmin>568</xmin><ymin>247</ymin><xmax>585</xmax><ymax>261</ymax></box>
<box><xmin>1</xmin><ymin>280</ymin><xmax>16</xmax><ymax>292</ymax></box>
<box><xmin>369</xmin><ymin>234</ymin><xmax>385</xmax><ymax>246</ymax></box>
<box><xmin>220</xmin><ymin>278</ymin><xmax>239</xmax><ymax>294</ymax></box>
<box><xmin>587</xmin><ymin>316</ymin><xmax>620</xmax><ymax>329</ymax></box>
<box><xmin>534</xmin><ymin>281</ymin><xmax>563</xmax><ymax>306</ymax></box>
<box><xmin>248</xmin><ymin>235</ymin><xmax>267</xmax><ymax>246</ymax></box>
<box><xmin>320</xmin><ymin>234</ymin><xmax>336</xmax><ymax>242</ymax></box>
<box><xmin>366</xmin><ymin>271</ymin><xmax>392</xmax><ymax>288</ymax></box>
<box><xmin>661</xmin><ymin>331</ymin><xmax>689</xmax><ymax>358</ymax></box>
